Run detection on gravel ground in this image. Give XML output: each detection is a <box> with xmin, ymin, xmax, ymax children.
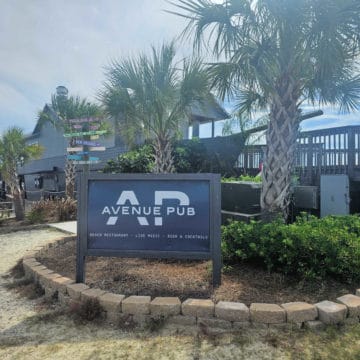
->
<box><xmin>0</xmin><ymin>228</ymin><xmax>64</xmax><ymax>332</ymax></box>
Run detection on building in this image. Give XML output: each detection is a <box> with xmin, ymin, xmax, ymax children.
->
<box><xmin>18</xmin><ymin>87</ymin><xmax>229</xmax><ymax>200</ymax></box>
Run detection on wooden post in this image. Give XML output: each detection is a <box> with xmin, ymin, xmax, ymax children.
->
<box><xmin>348</xmin><ymin>128</ymin><xmax>355</xmax><ymax>180</ymax></box>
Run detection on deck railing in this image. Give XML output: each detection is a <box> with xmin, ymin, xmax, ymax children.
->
<box><xmin>237</xmin><ymin>125</ymin><xmax>360</xmax><ymax>185</ymax></box>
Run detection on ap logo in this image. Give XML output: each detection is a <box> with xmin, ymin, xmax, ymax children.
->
<box><xmin>102</xmin><ymin>190</ymin><xmax>195</xmax><ymax>226</ymax></box>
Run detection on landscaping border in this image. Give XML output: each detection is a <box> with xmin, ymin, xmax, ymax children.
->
<box><xmin>22</xmin><ymin>235</ymin><xmax>360</xmax><ymax>331</ymax></box>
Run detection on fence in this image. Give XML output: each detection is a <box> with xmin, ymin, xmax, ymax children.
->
<box><xmin>237</xmin><ymin>125</ymin><xmax>360</xmax><ymax>185</ymax></box>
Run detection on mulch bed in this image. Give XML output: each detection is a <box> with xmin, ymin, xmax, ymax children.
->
<box><xmin>36</xmin><ymin>236</ymin><xmax>359</xmax><ymax>305</ymax></box>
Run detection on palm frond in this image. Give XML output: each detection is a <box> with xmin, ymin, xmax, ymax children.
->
<box><xmin>167</xmin><ymin>0</ymin><xmax>254</xmax><ymax>56</ymax></box>
<box><xmin>234</xmin><ymin>88</ymin><xmax>268</xmax><ymax>115</ymax></box>
<box><xmin>207</xmin><ymin>61</ymin><xmax>241</xmax><ymax>100</ymax></box>
<box><xmin>101</xmin><ymin>41</ymin><xmax>212</xmax><ymax>149</ymax></box>
<box><xmin>317</xmin><ymin>75</ymin><xmax>360</xmax><ymax>113</ymax></box>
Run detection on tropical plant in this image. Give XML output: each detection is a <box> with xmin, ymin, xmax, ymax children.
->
<box><xmin>170</xmin><ymin>0</ymin><xmax>360</xmax><ymax>220</ymax></box>
<box><xmin>0</xmin><ymin>127</ymin><xmax>43</xmax><ymax>220</ymax></box>
<box><xmin>222</xmin><ymin>214</ymin><xmax>360</xmax><ymax>282</ymax></box>
<box><xmin>38</xmin><ymin>91</ymin><xmax>104</xmax><ymax>199</ymax></box>
<box><xmin>103</xmin><ymin>140</ymin><xmax>209</xmax><ymax>174</ymax></box>
<box><xmin>100</xmin><ymin>41</ymin><xmax>212</xmax><ymax>173</ymax></box>
<box><xmin>173</xmin><ymin>137</ymin><xmax>209</xmax><ymax>172</ymax></box>
<box><xmin>103</xmin><ymin>144</ymin><xmax>155</xmax><ymax>174</ymax></box>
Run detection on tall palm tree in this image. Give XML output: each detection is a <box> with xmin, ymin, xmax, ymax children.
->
<box><xmin>0</xmin><ymin>127</ymin><xmax>43</xmax><ymax>220</ymax></box>
<box><xmin>38</xmin><ymin>92</ymin><xmax>103</xmax><ymax>199</ymax></box>
<box><xmin>100</xmin><ymin>41</ymin><xmax>212</xmax><ymax>173</ymax></box>
<box><xmin>169</xmin><ymin>0</ymin><xmax>360</xmax><ymax>219</ymax></box>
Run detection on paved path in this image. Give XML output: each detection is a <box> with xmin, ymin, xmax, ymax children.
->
<box><xmin>48</xmin><ymin>221</ymin><xmax>77</xmax><ymax>234</ymax></box>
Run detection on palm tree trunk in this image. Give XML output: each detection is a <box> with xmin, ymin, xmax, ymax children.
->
<box><xmin>8</xmin><ymin>170</ymin><xmax>24</xmax><ymax>220</ymax></box>
<box><xmin>65</xmin><ymin>158</ymin><xmax>76</xmax><ymax>199</ymax></box>
<box><xmin>13</xmin><ymin>189</ymin><xmax>25</xmax><ymax>221</ymax></box>
<box><xmin>153</xmin><ymin>137</ymin><xmax>175</xmax><ymax>173</ymax></box>
<box><xmin>261</xmin><ymin>76</ymin><xmax>300</xmax><ymax>221</ymax></box>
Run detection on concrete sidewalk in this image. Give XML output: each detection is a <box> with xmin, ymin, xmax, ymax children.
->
<box><xmin>48</xmin><ymin>221</ymin><xmax>77</xmax><ymax>234</ymax></box>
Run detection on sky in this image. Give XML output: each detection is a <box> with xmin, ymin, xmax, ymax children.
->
<box><xmin>0</xmin><ymin>0</ymin><xmax>189</xmax><ymax>135</ymax></box>
<box><xmin>0</xmin><ymin>0</ymin><xmax>359</xmax><ymax>137</ymax></box>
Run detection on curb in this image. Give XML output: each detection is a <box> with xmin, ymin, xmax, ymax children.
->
<box><xmin>22</xmin><ymin>236</ymin><xmax>360</xmax><ymax>331</ymax></box>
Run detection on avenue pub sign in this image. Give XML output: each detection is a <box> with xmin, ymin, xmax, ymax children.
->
<box><xmin>76</xmin><ymin>173</ymin><xmax>222</xmax><ymax>286</ymax></box>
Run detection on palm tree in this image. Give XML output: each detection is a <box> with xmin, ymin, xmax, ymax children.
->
<box><xmin>0</xmin><ymin>127</ymin><xmax>43</xmax><ymax>220</ymax></box>
<box><xmin>100</xmin><ymin>41</ymin><xmax>212</xmax><ymax>173</ymax></box>
<box><xmin>169</xmin><ymin>0</ymin><xmax>360</xmax><ymax>220</ymax></box>
<box><xmin>38</xmin><ymin>91</ymin><xmax>103</xmax><ymax>199</ymax></box>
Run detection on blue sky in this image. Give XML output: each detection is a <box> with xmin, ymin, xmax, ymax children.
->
<box><xmin>0</xmin><ymin>0</ymin><xmax>187</xmax><ymax>135</ymax></box>
<box><xmin>0</xmin><ymin>0</ymin><xmax>359</xmax><ymax>137</ymax></box>
<box><xmin>199</xmin><ymin>104</ymin><xmax>360</xmax><ymax>139</ymax></box>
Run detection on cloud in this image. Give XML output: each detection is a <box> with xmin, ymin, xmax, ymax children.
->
<box><xmin>0</xmin><ymin>0</ymin><xmax>359</xmax><ymax>137</ymax></box>
<box><xmin>0</xmin><ymin>83</ymin><xmax>38</xmax><ymax>134</ymax></box>
<box><xmin>300</xmin><ymin>105</ymin><xmax>360</xmax><ymax>131</ymax></box>
<box><xmin>0</xmin><ymin>0</ymin><xmax>189</xmax><ymax>134</ymax></box>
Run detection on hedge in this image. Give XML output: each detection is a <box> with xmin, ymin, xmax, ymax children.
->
<box><xmin>221</xmin><ymin>214</ymin><xmax>360</xmax><ymax>282</ymax></box>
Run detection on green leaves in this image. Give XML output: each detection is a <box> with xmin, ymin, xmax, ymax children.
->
<box><xmin>221</xmin><ymin>214</ymin><xmax>360</xmax><ymax>282</ymax></box>
<box><xmin>0</xmin><ymin>126</ymin><xmax>44</xmax><ymax>220</ymax></box>
<box><xmin>0</xmin><ymin>127</ymin><xmax>43</xmax><ymax>176</ymax></box>
<box><xmin>100</xmin><ymin>41</ymin><xmax>212</xmax><ymax>172</ymax></box>
<box><xmin>38</xmin><ymin>93</ymin><xmax>104</xmax><ymax>132</ymax></box>
<box><xmin>103</xmin><ymin>145</ymin><xmax>154</xmax><ymax>174</ymax></box>
<box><xmin>170</xmin><ymin>0</ymin><xmax>360</xmax><ymax>112</ymax></box>
<box><xmin>171</xmin><ymin>0</ymin><xmax>360</xmax><ymax>215</ymax></box>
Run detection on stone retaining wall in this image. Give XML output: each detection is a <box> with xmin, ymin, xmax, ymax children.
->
<box><xmin>22</xmin><ymin>236</ymin><xmax>360</xmax><ymax>331</ymax></box>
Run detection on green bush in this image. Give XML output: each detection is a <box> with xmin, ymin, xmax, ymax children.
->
<box><xmin>103</xmin><ymin>140</ymin><xmax>210</xmax><ymax>174</ymax></box>
<box><xmin>173</xmin><ymin>138</ymin><xmax>209</xmax><ymax>173</ymax></box>
<box><xmin>103</xmin><ymin>144</ymin><xmax>154</xmax><ymax>173</ymax></box>
<box><xmin>221</xmin><ymin>214</ymin><xmax>360</xmax><ymax>282</ymax></box>
<box><xmin>222</xmin><ymin>175</ymin><xmax>262</xmax><ymax>183</ymax></box>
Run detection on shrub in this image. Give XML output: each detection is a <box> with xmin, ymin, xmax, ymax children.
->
<box><xmin>27</xmin><ymin>198</ymin><xmax>77</xmax><ymax>223</ymax></box>
<box><xmin>27</xmin><ymin>206</ymin><xmax>46</xmax><ymax>224</ymax></box>
<box><xmin>222</xmin><ymin>175</ymin><xmax>262</xmax><ymax>183</ymax></box>
<box><xmin>173</xmin><ymin>138</ymin><xmax>209</xmax><ymax>173</ymax></box>
<box><xmin>56</xmin><ymin>198</ymin><xmax>77</xmax><ymax>221</ymax></box>
<box><xmin>103</xmin><ymin>140</ymin><xmax>210</xmax><ymax>174</ymax></box>
<box><xmin>103</xmin><ymin>145</ymin><xmax>154</xmax><ymax>173</ymax></box>
<box><xmin>221</xmin><ymin>214</ymin><xmax>360</xmax><ymax>282</ymax></box>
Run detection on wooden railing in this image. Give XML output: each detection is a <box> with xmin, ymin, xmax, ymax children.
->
<box><xmin>237</xmin><ymin>125</ymin><xmax>360</xmax><ymax>185</ymax></box>
<box><xmin>0</xmin><ymin>201</ymin><xmax>13</xmax><ymax>218</ymax></box>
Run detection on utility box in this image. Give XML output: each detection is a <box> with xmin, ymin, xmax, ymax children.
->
<box><xmin>221</xmin><ymin>181</ymin><xmax>261</xmax><ymax>214</ymax></box>
<box><xmin>320</xmin><ymin>175</ymin><xmax>350</xmax><ymax>217</ymax></box>
<box><xmin>293</xmin><ymin>186</ymin><xmax>319</xmax><ymax>209</ymax></box>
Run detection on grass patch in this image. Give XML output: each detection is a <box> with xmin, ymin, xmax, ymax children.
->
<box><xmin>6</xmin><ymin>280</ymin><xmax>46</xmax><ymax>299</ymax></box>
<box><xmin>3</xmin><ymin>277</ymin><xmax>33</xmax><ymax>290</ymax></box>
<box><xmin>25</xmin><ymin>308</ymin><xmax>66</xmax><ymax>325</ymax></box>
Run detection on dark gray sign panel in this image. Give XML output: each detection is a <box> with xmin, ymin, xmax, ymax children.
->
<box><xmin>76</xmin><ymin>173</ymin><xmax>221</xmax><ymax>286</ymax></box>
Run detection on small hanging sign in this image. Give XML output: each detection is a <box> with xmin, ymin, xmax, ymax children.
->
<box><xmin>74</xmin><ymin>139</ymin><xmax>101</xmax><ymax>146</ymax></box>
<box><xmin>68</xmin><ymin>117</ymin><xmax>102</xmax><ymax>124</ymax></box>
<box><xmin>64</xmin><ymin>130</ymin><xmax>107</xmax><ymax>137</ymax></box>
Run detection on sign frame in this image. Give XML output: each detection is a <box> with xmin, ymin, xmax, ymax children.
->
<box><xmin>76</xmin><ymin>172</ymin><xmax>222</xmax><ymax>286</ymax></box>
